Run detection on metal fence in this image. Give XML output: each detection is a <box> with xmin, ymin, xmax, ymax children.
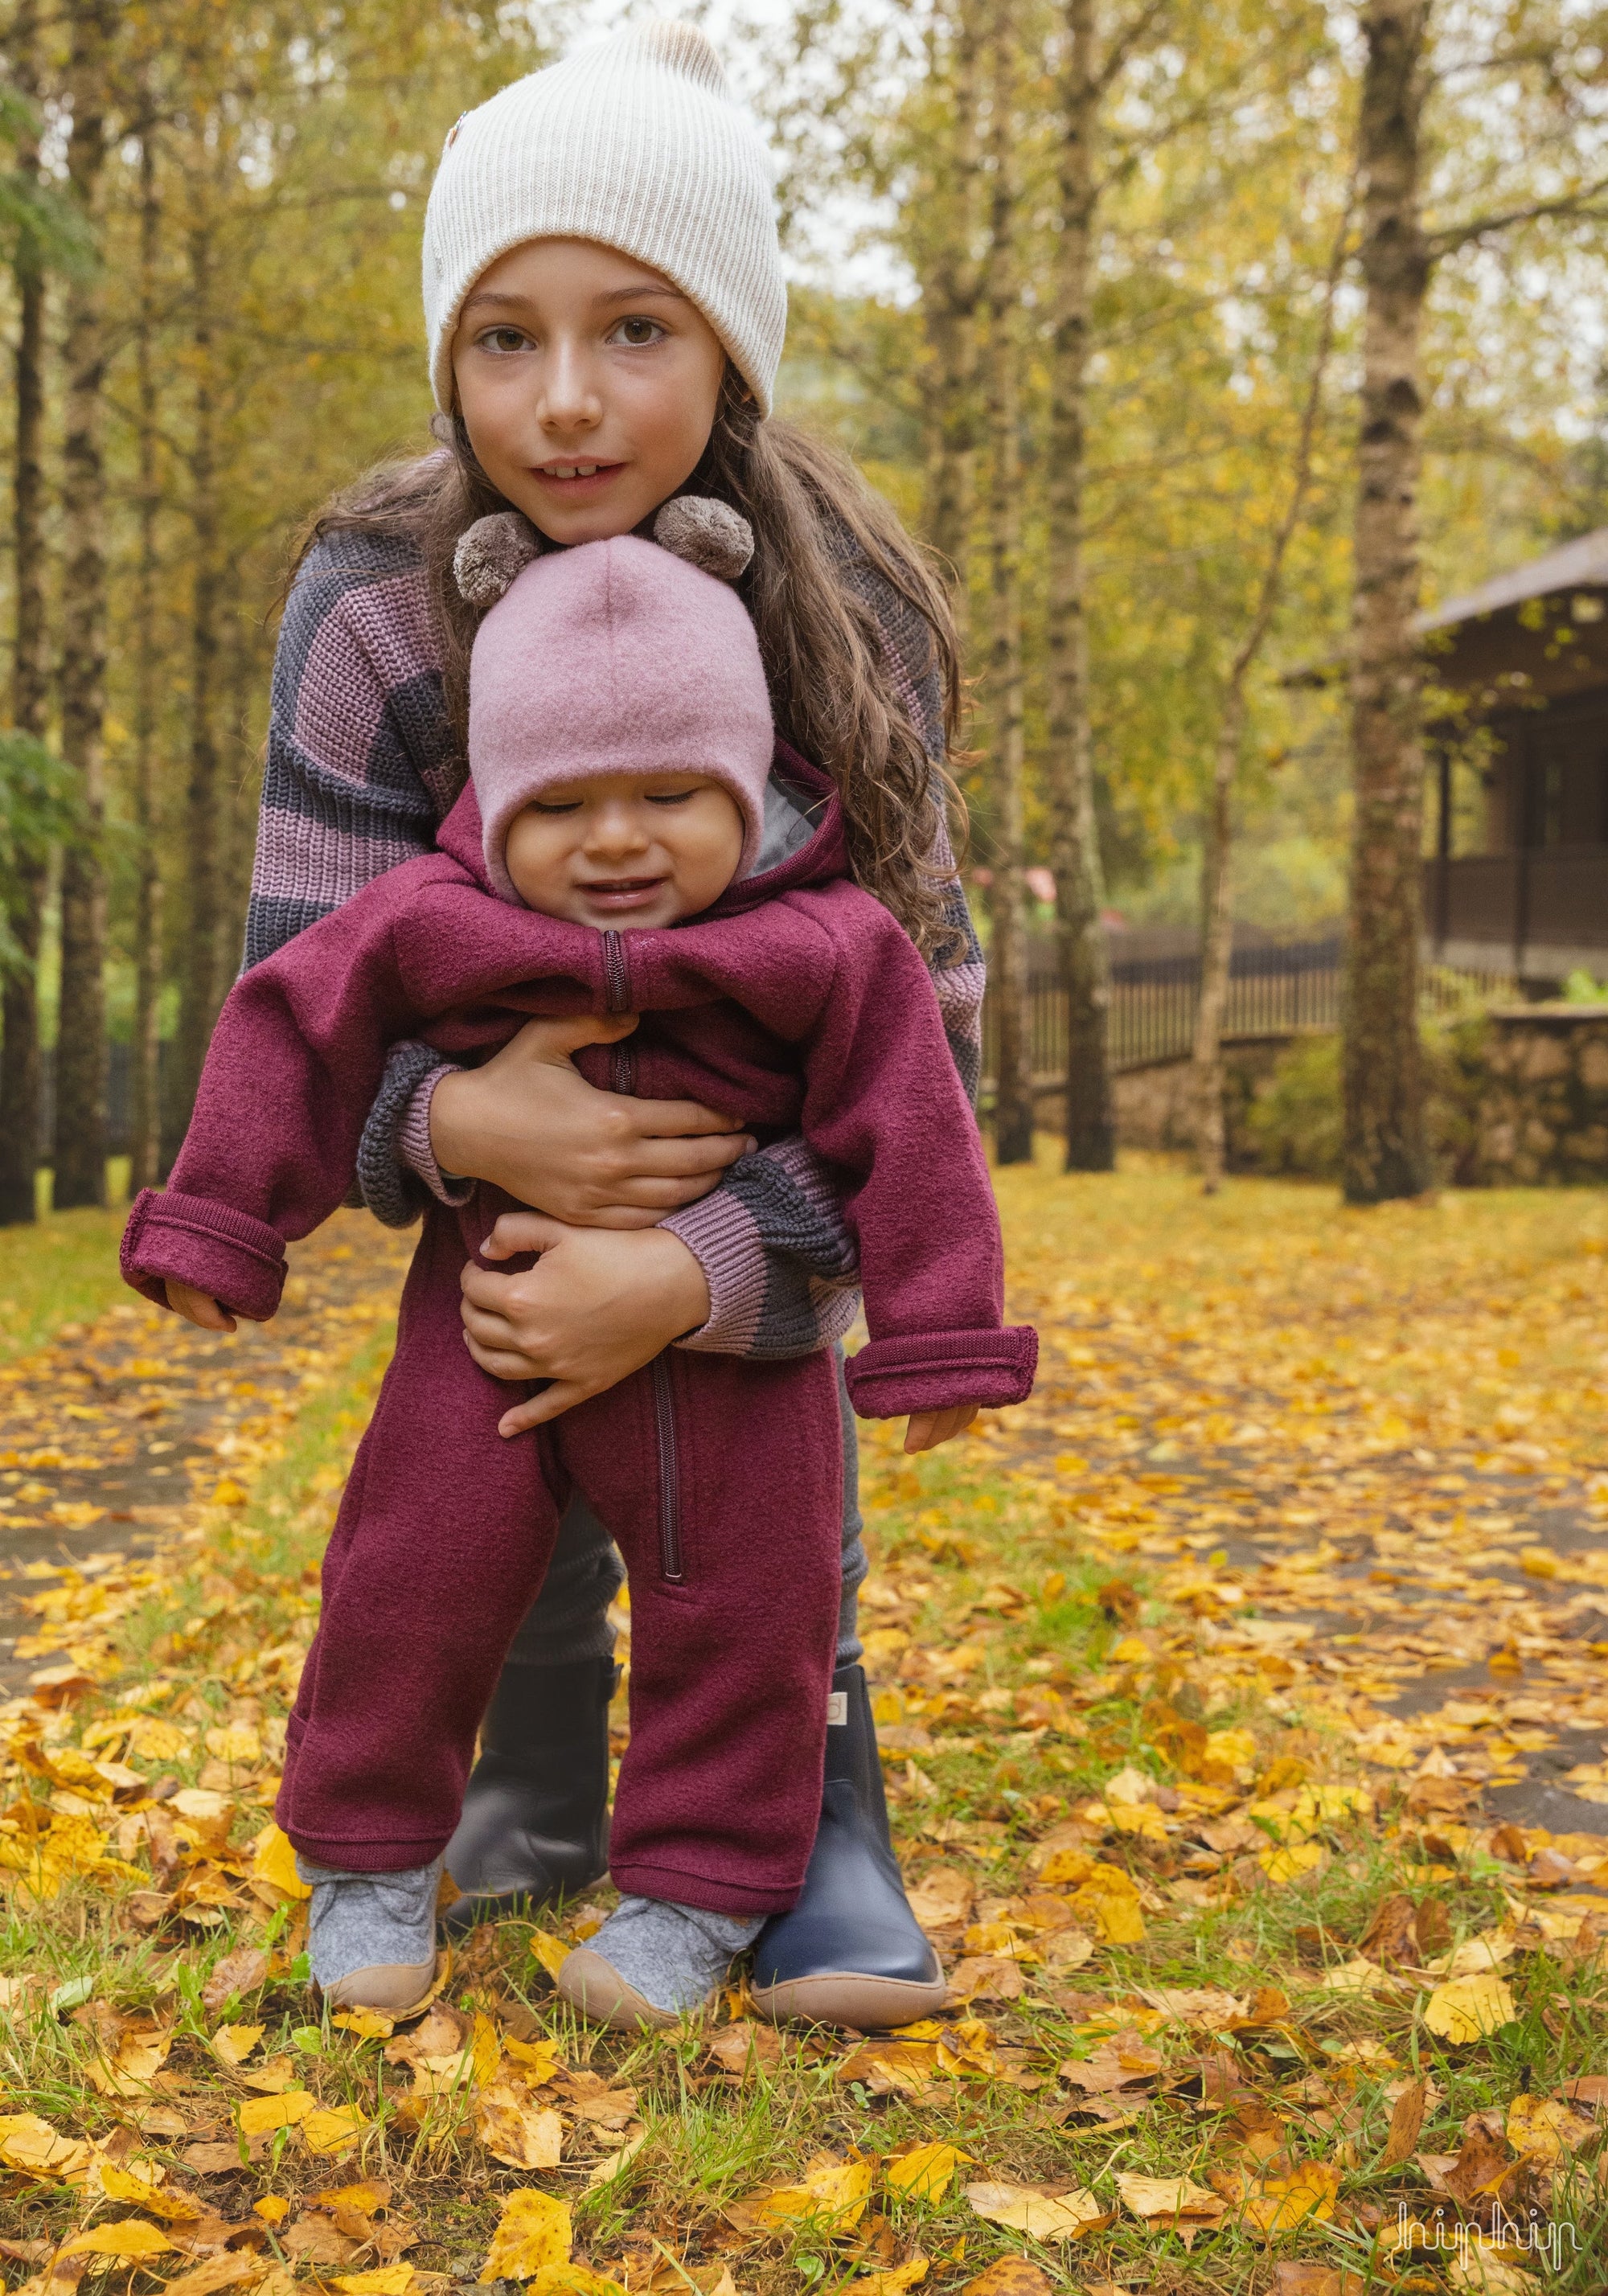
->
<box><xmin>983</xmin><ymin>935</ymin><xmax>1516</xmax><ymax>1090</ymax></box>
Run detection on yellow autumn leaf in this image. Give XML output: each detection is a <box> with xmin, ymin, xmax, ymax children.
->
<box><xmin>1204</xmin><ymin>1728</ymin><xmax>1257</xmax><ymax>1773</ymax></box>
<box><xmin>206</xmin><ymin>1723</ymin><xmax>262</xmax><ymax>1765</ymax></box>
<box><xmin>849</xmin><ymin>2260</ymin><xmax>930</xmax><ymax>2296</ymax></box>
<box><xmin>478</xmin><ymin>2085</ymin><xmax>564</xmax><ymax>2171</ymax></box>
<box><xmin>884</xmin><ymin>2143</ymin><xmax>973</xmax><ymax>2203</ymax></box>
<box><xmin>527</xmin><ymin>2269</ymin><xmax>629</xmax><ymax>2296</ymax></box>
<box><xmin>238</xmin><ymin>2088</ymin><xmax>317</xmax><ymax>2136</ymax></box>
<box><xmin>1423</xmin><ymin>1973</ymin><xmax>1517</xmax><ymax>2044</ymax></box>
<box><xmin>480</xmin><ymin>2190</ymin><xmax>572</xmax><ymax>2282</ymax></box>
<box><xmin>753</xmin><ymin>2155</ymin><xmax>874</xmax><ymax>2231</ymax></box>
<box><xmin>1507</xmin><ymin>2093</ymin><xmax>1596</xmax><ymax>2161</ymax></box>
<box><xmin>1115</xmin><ymin>2172</ymin><xmax>1229</xmax><ymax>2228</ymax></box>
<box><xmin>332</xmin><ymin>2271</ymin><xmax>416</xmax><ymax>2296</ymax></box>
<box><xmin>249</xmin><ymin>1823</ymin><xmax>311</xmax><ymax>1901</ymax></box>
<box><xmin>1036</xmin><ymin>1847</ymin><xmax>1096</xmax><ymax>1888</ymax></box>
<box><xmin>1258</xmin><ymin>1841</ymin><xmax>1327</xmax><ymax>1884</ymax></box>
<box><xmin>0</xmin><ymin>2113</ymin><xmax>93</xmax><ymax>2180</ymax></box>
<box><xmin>96</xmin><ymin>2164</ymin><xmax>204</xmax><ymax>2221</ymax></box>
<box><xmin>59</xmin><ymin>2220</ymin><xmax>174</xmax><ymax>2260</ymax></box>
<box><xmin>212</xmin><ymin>2023</ymin><xmax>265</xmax><ymax>2066</ymax></box>
<box><xmin>530</xmin><ymin>1931</ymin><xmax>572</xmax><ymax>1983</ymax></box>
<box><xmin>1069</xmin><ymin>1881</ymin><xmax>1146</xmax><ymax>1945</ymax></box>
<box><xmin>210</xmin><ymin>1477</ymin><xmax>250</xmax><ymax>1506</ymax></box>
<box><xmin>503</xmin><ymin>2034</ymin><xmax>564</xmax><ymax>2082</ymax></box>
<box><xmin>1238</xmin><ymin>2160</ymin><xmax>1340</xmax><ymax>2235</ymax></box>
<box><xmin>331</xmin><ymin>2007</ymin><xmax>396</xmax><ymax>2040</ymax></box>
<box><xmin>468</xmin><ymin>2011</ymin><xmax>500</xmax><ymax>2089</ymax></box>
<box><xmin>302</xmin><ymin>2104</ymin><xmax>369</xmax><ymax>2155</ymax></box>
<box><xmin>964</xmin><ymin>2182</ymin><xmax>1106</xmax><ymax>2240</ymax></box>
<box><xmin>255</xmin><ymin>2199</ymin><xmax>290</xmax><ymax>2224</ymax></box>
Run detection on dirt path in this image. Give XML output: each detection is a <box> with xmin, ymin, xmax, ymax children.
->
<box><xmin>0</xmin><ymin>1215</ymin><xmax>410</xmax><ymax>1695</ymax></box>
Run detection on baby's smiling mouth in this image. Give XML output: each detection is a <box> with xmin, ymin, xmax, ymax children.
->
<box><xmin>578</xmin><ymin>875</ymin><xmax>667</xmax><ymax>908</ymax></box>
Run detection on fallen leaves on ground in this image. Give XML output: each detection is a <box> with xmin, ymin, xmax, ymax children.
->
<box><xmin>3</xmin><ymin>1182</ymin><xmax>1608</xmax><ymax>2288</ymax></box>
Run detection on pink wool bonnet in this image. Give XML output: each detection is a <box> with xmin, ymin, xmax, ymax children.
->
<box><xmin>468</xmin><ymin>531</ymin><xmax>775</xmax><ymax>903</ymax></box>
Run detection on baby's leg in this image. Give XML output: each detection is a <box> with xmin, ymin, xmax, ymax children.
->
<box><xmin>552</xmin><ymin>1349</ymin><xmax>843</xmax><ymax>2022</ymax></box>
<box><xmin>278</xmin><ymin>1211</ymin><xmax>565</xmax><ymax>1880</ymax></box>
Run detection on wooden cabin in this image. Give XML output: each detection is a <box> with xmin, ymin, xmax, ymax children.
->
<box><xmin>1423</xmin><ymin>527</ymin><xmax>1608</xmax><ymax>981</ymax></box>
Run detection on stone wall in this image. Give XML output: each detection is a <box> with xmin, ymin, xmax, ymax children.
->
<box><xmin>1036</xmin><ymin>1039</ymin><xmax>1295</xmax><ymax>1161</ymax></box>
<box><xmin>1475</xmin><ymin>1006</ymin><xmax>1608</xmax><ymax>1184</ymax></box>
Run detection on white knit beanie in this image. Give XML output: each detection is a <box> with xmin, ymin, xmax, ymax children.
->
<box><xmin>421</xmin><ymin>21</ymin><xmax>786</xmax><ymax>416</ymax></box>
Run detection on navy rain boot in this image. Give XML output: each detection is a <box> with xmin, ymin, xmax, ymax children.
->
<box><xmin>442</xmin><ymin>1654</ymin><xmax>613</xmax><ymax>1933</ymax></box>
<box><xmin>750</xmin><ymin>1662</ymin><xmax>946</xmax><ymax>2028</ymax></box>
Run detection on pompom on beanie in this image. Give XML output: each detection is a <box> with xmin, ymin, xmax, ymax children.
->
<box><xmin>422</xmin><ymin>21</ymin><xmax>787</xmax><ymax>415</ymax></box>
<box><xmin>469</xmin><ymin>536</ymin><xmax>776</xmax><ymax>902</ymax></box>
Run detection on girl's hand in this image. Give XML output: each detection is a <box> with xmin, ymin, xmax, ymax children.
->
<box><xmin>429</xmin><ymin>1012</ymin><xmax>756</xmax><ymax>1227</ymax></box>
<box><xmin>461</xmin><ymin>1210</ymin><xmax>712</xmax><ymax>1437</ymax></box>
<box><xmin>165</xmin><ymin>1280</ymin><xmax>236</xmax><ymax>1334</ymax></box>
<box><xmin>904</xmin><ymin>1404</ymin><xmax>978</xmax><ymax>1454</ymax></box>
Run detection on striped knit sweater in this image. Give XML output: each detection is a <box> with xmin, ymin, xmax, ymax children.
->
<box><xmin>245</xmin><ymin>519</ymin><xmax>986</xmax><ymax>1359</ymax></box>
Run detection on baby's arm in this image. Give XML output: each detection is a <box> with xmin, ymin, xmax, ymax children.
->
<box><xmin>122</xmin><ymin>874</ymin><xmax>445</xmax><ymax>1325</ymax></box>
<box><xmin>794</xmin><ymin>892</ymin><xmax>1036</xmax><ymax>1433</ymax></box>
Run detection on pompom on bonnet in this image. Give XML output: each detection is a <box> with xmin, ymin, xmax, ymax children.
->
<box><xmin>421</xmin><ymin>21</ymin><xmax>787</xmax><ymax>415</ymax></box>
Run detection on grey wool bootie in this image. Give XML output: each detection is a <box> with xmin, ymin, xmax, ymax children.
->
<box><xmin>556</xmin><ymin>1895</ymin><xmax>762</xmax><ymax>2030</ymax></box>
<box><xmin>299</xmin><ymin>1854</ymin><xmax>447</xmax><ymax>2016</ymax></box>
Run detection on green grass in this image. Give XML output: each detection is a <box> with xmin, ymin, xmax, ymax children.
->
<box><xmin>0</xmin><ymin>1191</ymin><xmax>131</xmax><ymax>1366</ymax></box>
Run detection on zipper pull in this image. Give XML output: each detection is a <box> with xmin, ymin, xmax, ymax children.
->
<box><xmin>601</xmin><ymin>929</ymin><xmax>631</xmax><ymax>1015</ymax></box>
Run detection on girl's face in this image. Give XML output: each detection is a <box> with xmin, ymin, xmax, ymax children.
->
<box><xmin>452</xmin><ymin>237</ymin><xmax>728</xmax><ymax>547</ymax></box>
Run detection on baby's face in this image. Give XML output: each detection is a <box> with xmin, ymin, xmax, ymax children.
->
<box><xmin>503</xmin><ymin>773</ymin><xmax>745</xmax><ymax>929</ymax></box>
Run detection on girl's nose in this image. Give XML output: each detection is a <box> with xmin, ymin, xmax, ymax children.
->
<box><xmin>537</xmin><ymin>339</ymin><xmax>603</xmax><ymax>433</ymax></box>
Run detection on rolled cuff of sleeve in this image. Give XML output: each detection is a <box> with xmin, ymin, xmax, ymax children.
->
<box><xmin>121</xmin><ymin>1188</ymin><xmax>288</xmax><ymax>1322</ymax></box>
<box><xmin>843</xmin><ymin>1325</ymin><xmax>1039</xmax><ymax>1418</ymax></box>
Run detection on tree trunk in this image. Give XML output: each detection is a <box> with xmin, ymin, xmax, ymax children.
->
<box><xmin>982</xmin><ymin>2</ymin><xmax>1033</xmax><ymax>1166</ymax></box>
<box><xmin>1343</xmin><ymin>0</ymin><xmax>1434</xmax><ymax>1203</ymax></box>
<box><xmin>920</xmin><ymin>0</ymin><xmax>987</xmax><ymax>599</ymax></box>
<box><xmin>1192</xmin><ymin>696</ymin><xmax>1243</xmax><ymax>1191</ymax></box>
<box><xmin>1045</xmin><ymin>0</ymin><xmax>1115</xmax><ymax>1173</ymax></box>
<box><xmin>172</xmin><ymin>200</ymin><xmax>221</xmax><ymax>1150</ymax></box>
<box><xmin>130</xmin><ymin>117</ymin><xmax>163</xmax><ymax>1194</ymax></box>
<box><xmin>53</xmin><ymin>0</ymin><xmax>116</xmax><ymax>1212</ymax></box>
<box><xmin>1194</xmin><ymin>191</ymin><xmax>1350</xmax><ymax>1193</ymax></box>
<box><xmin>0</xmin><ymin>0</ymin><xmax>48</xmax><ymax>1228</ymax></box>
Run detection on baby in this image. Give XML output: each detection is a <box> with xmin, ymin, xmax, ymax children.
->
<box><xmin>124</xmin><ymin>514</ymin><xmax>1035</xmax><ymax>2024</ymax></box>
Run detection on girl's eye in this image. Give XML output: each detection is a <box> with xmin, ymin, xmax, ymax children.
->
<box><xmin>646</xmin><ymin>790</ymin><xmax>697</xmax><ymax>807</ymax></box>
<box><xmin>611</xmin><ymin>316</ymin><xmax>666</xmax><ymax>348</ymax></box>
<box><xmin>530</xmin><ymin>801</ymin><xmax>581</xmax><ymax>816</ymax></box>
<box><xmin>479</xmin><ymin>326</ymin><xmax>532</xmax><ymax>355</ymax></box>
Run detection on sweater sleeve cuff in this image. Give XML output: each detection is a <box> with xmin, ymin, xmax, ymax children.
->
<box><xmin>843</xmin><ymin>1325</ymin><xmax>1039</xmax><ymax>1418</ymax></box>
<box><xmin>121</xmin><ymin>1188</ymin><xmax>288</xmax><ymax>1323</ymax></box>
<box><xmin>661</xmin><ymin>1183</ymin><xmax>769</xmax><ymax>1354</ymax></box>
<box><xmin>398</xmin><ymin>1065</ymin><xmax>475</xmax><ymax>1207</ymax></box>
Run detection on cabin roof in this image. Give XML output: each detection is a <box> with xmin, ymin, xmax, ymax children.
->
<box><xmin>1417</xmin><ymin>527</ymin><xmax>1608</xmax><ymax>634</ymax></box>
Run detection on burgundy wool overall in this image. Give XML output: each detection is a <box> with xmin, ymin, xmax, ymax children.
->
<box><xmin>123</xmin><ymin>752</ymin><xmax>1036</xmax><ymax>1915</ymax></box>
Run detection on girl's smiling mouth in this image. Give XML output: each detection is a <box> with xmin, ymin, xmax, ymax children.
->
<box><xmin>532</xmin><ymin>460</ymin><xmax>626</xmax><ymax>494</ymax></box>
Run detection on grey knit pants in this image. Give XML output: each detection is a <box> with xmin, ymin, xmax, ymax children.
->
<box><xmin>504</xmin><ymin>1345</ymin><xmax>867</xmax><ymax>1670</ymax></box>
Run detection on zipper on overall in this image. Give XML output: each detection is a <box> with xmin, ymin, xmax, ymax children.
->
<box><xmin>601</xmin><ymin>931</ymin><xmax>683</xmax><ymax>1583</ymax></box>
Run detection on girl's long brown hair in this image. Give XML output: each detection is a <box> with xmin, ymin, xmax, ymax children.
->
<box><xmin>299</xmin><ymin>371</ymin><xmax>967</xmax><ymax>960</ymax></box>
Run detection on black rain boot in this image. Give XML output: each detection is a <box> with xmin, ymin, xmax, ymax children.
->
<box><xmin>441</xmin><ymin>1654</ymin><xmax>614</xmax><ymax>1933</ymax></box>
<box><xmin>749</xmin><ymin>1663</ymin><xmax>946</xmax><ymax>2029</ymax></box>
